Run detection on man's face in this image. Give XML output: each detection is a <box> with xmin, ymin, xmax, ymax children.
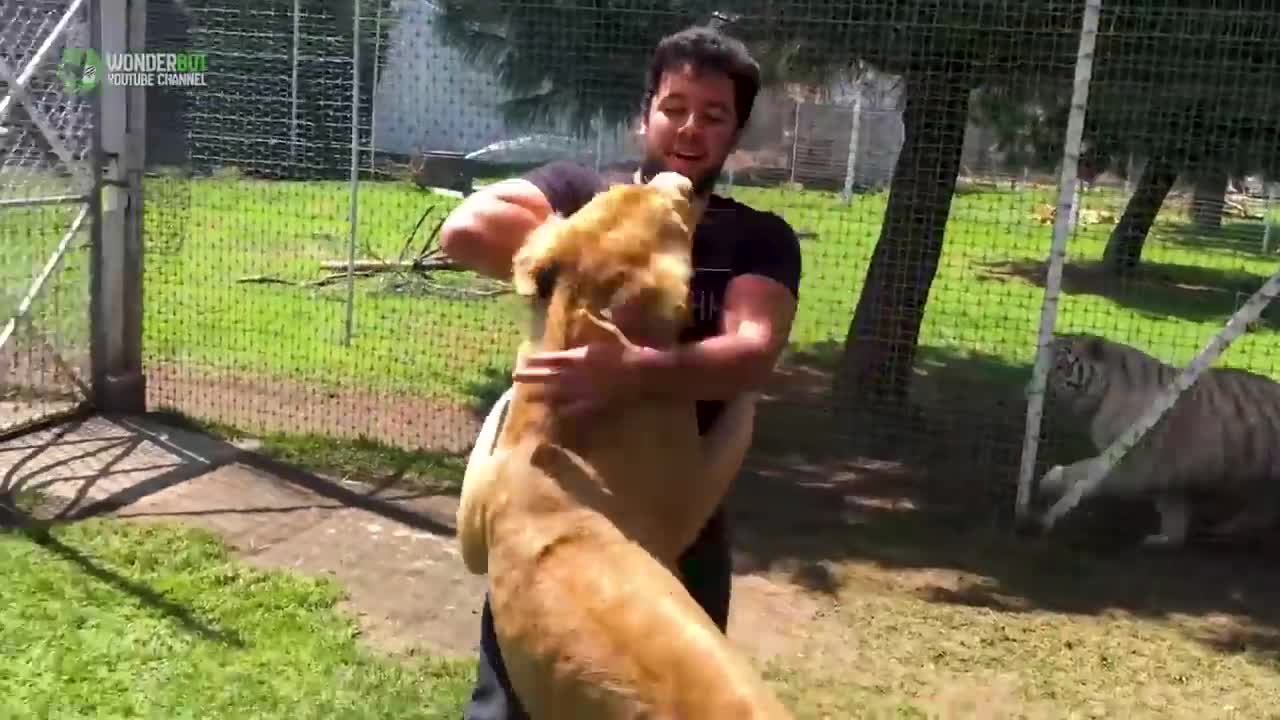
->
<box><xmin>639</xmin><ymin>63</ymin><xmax>741</xmax><ymax>195</ymax></box>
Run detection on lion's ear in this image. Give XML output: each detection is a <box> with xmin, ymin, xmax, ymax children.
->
<box><xmin>511</xmin><ymin>215</ymin><xmax>568</xmax><ymax>298</ymax></box>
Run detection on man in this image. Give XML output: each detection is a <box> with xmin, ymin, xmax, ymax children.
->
<box><xmin>440</xmin><ymin>24</ymin><xmax>802</xmax><ymax>720</ymax></box>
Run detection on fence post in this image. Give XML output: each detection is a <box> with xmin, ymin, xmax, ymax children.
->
<box><xmin>1264</xmin><ymin>182</ymin><xmax>1276</xmax><ymax>254</ymax></box>
<box><xmin>90</xmin><ymin>0</ymin><xmax>146</xmax><ymax>414</ymax></box>
<box><xmin>1014</xmin><ymin>0</ymin><xmax>1102</xmax><ymax>525</ymax></box>
<box><xmin>343</xmin><ymin>0</ymin><xmax>360</xmax><ymax>346</ymax></box>
<box><xmin>841</xmin><ymin>83</ymin><xmax>863</xmax><ymax>204</ymax></box>
<box><xmin>290</xmin><ymin>0</ymin><xmax>301</xmax><ymax>169</ymax></box>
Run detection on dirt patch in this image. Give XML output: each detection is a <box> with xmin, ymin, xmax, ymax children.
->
<box><xmin>145</xmin><ymin>362</ymin><xmax>488</xmax><ymax>453</ymax></box>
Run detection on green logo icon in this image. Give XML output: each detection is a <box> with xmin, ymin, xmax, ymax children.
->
<box><xmin>58</xmin><ymin>47</ymin><xmax>102</xmax><ymax>94</ymax></box>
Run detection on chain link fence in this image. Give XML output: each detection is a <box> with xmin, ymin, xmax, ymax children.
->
<box><xmin>125</xmin><ymin>0</ymin><xmax>1280</xmax><ymax>531</ymax></box>
<box><xmin>0</xmin><ymin>0</ymin><xmax>97</xmax><ymax>436</ymax></box>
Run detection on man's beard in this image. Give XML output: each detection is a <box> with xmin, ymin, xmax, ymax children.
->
<box><xmin>638</xmin><ymin>153</ymin><xmax>724</xmax><ymax>196</ymax></box>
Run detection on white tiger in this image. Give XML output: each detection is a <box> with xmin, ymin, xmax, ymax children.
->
<box><xmin>1037</xmin><ymin>332</ymin><xmax>1280</xmax><ymax>547</ymax></box>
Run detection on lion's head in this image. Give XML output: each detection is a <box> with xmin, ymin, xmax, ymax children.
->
<box><xmin>511</xmin><ymin>171</ymin><xmax>697</xmax><ymax>350</ymax></box>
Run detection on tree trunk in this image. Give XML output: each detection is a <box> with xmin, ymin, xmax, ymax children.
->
<box><xmin>1188</xmin><ymin>166</ymin><xmax>1228</xmax><ymax>229</ymax></box>
<box><xmin>1101</xmin><ymin>154</ymin><xmax>1179</xmax><ymax>277</ymax></box>
<box><xmin>834</xmin><ymin>71</ymin><xmax>971</xmax><ymax>413</ymax></box>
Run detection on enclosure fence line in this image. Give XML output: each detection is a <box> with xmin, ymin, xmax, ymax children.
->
<box><xmin>344</xmin><ymin>0</ymin><xmax>361</xmax><ymax>347</ymax></box>
<box><xmin>7</xmin><ymin>0</ymin><xmax>1267</xmax><ymax>526</ymax></box>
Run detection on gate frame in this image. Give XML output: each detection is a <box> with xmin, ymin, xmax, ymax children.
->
<box><xmin>0</xmin><ymin>0</ymin><xmax>146</xmax><ymax>437</ymax></box>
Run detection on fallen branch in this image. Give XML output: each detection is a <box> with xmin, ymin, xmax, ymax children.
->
<box><xmin>237</xmin><ymin>271</ymin><xmax>381</xmax><ymax>287</ymax></box>
<box><xmin>237</xmin><ymin>275</ymin><xmax>298</xmax><ymax>285</ymax></box>
<box><xmin>308</xmin><ymin>270</ymin><xmax>379</xmax><ymax>287</ymax></box>
<box><xmin>1223</xmin><ymin>198</ymin><xmax>1264</xmax><ymax>220</ymax></box>
<box><xmin>318</xmin><ymin>256</ymin><xmax>460</xmax><ymax>273</ymax></box>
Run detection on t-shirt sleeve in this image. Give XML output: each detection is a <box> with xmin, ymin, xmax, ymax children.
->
<box><xmin>519</xmin><ymin>160</ymin><xmax>606</xmax><ymax>217</ymax></box>
<box><xmin>740</xmin><ymin>211</ymin><xmax>803</xmax><ymax>300</ymax></box>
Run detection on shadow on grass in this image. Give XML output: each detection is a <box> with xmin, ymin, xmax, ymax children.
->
<box><xmin>1152</xmin><ymin>218</ymin><xmax>1280</xmax><ymax>262</ymax></box>
<box><xmin>978</xmin><ymin>257</ymin><xmax>1280</xmax><ymax>328</ymax></box>
<box><xmin>0</xmin><ymin>425</ymin><xmax>245</xmax><ymax>647</ymax></box>
<box><xmin>1</xmin><ymin>506</ymin><xmax>248</xmax><ymax>647</ymax></box>
<box><xmin>725</xmin><ymin>337</ymin><xmax>1280</xmax><ymax>660</ymax></box>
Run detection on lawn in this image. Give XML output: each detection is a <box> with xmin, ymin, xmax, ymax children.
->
<box><xmin>0</xmin><ymin>507</ymin><xmax>474</xmax><ymax>719</ymax></box>
<box><xmin>130</xmin><ymin>169</ymin><xmax>1280</xmax><ymax>412</ymax></box>
<box><xmin>0</xmin><ymin>195</ymin><xmax>94</xmax><ymax>375</ymax></box>
<box><xmin>5</xmin><ymin>168</ymin><xmax>1277</xmax><ymax>413</ymax></box>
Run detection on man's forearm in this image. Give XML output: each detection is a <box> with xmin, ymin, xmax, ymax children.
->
<box><xmin>621</xmin><ymin>334</ymin><xmax>778</xmax><ymax>401</ymax></box>
<box><xmin>439</xmin><ymin>180</ymin><xmax>553</xmax><ymax>280</ymax></box>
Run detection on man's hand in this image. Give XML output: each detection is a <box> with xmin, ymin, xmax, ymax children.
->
<box><xmin>512</xmin><ymin>340</ymin><xmax>640</xmax><ymax>418</ymax></box>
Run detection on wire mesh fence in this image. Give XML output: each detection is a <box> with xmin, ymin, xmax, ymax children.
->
<box><xmin>1016</xmin><ymin>1</ymin><xmax>1280</xmax><ymax>536</ymax></box>
<box><xmin>121</xmin><ymin>0</ymin><xmax>1280</xmax><ymax>531</ymax></box>
<box><xmin>0</xmin><ymin>0</ymin><xmax>97</xmax><ymax>435</ymax></box>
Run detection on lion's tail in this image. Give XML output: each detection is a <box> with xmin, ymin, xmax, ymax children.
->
<box><xmin>687</xmin><ymin>392</ymin><xmax>759</xmax><ymax>536</ymax></box>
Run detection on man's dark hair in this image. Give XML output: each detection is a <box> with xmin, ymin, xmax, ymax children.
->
<box><xmin>642</xmin><ymin>25</ymin><xmax>761</xmax><ymax>131</ymax></box>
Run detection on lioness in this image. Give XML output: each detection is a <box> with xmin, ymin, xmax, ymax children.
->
<box><xmin>456</xmin><ymin>171</ymin><xmax>793</xmax><ymax>719</ymax></box>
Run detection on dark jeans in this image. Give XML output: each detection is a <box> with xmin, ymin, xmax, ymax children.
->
<box><xmin>462</xmin><ymin>507</ymin><xmax>732</xmax><ymax>720</ymax></box>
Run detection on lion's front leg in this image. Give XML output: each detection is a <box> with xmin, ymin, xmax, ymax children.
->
<box><xmin>457</xmin><ymin>386</ymin><xmax>515</xmax><ymax>575</ymax></box>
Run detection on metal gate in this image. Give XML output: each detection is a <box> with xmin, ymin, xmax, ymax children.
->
<box><xmin>0</xmin><ymin>0</ymin><xmax>100</xmax><ymax>435</ymax></box>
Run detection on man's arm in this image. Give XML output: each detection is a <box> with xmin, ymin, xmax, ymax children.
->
<box><xmin>439</xmin><ymin>178</ymin><xmax>553</xmax><ymax>281</ymax></box>
<box><xmin>621</xmin><ymin>273</ymin><xmax>797</xmax><ymax>400</ymax></box>
<box><xmin>440</xmin><ymin>161</ymin><xmax>605</xmax><ymax>280</ymax></box>
<box><xmin>621</xmin><ymin>213</ymin><xmax>802</xmax><ymax>401</ymax></box>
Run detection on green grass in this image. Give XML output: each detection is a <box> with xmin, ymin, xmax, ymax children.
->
<box><xmin>1</xmin><ymin>200</ymin><xmax>94</xmax><ymax>362</ymax></box>
<box><xmin>128</xmin><ymin>171</ymin><xmax>1280</xmax><ymax>415</ymax></box>
<box><xmin>140</xmin><ymin>169</ymin><xmax>517</xmax><ymax>403</ymax></box>
<box><xmin>7</xmin><ymin>168</ymin><xmax>1277</xmax><ymax>410</ymax></box>
<box><xmin>0</xmin><ymin>512</ymin><xmax>474</xmax><ymax>718</ymax></box>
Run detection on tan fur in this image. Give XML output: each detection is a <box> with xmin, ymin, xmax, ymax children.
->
<box><xmin>1039</xmin><ymin>332</ymin><xmax>1280</xmax><ymax>546</ymax></box>
<box><xmin>457</xmin><ymin>171</ymin><xmax>792</xmax><ymax>719</ymax></box>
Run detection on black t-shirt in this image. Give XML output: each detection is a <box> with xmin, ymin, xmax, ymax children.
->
<box><xmin>520</xmin><ymin>160</ymin><xmax>802</xmax><ymax>434</ymax></box>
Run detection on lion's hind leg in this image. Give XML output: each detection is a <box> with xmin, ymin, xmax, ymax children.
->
<box><xmin>689</xmin><ymin>392</ymin><xmax>758</xmax><ymax>527</ymax></box>
<box><xmin>491</xmin><ymin>528</ymin><xmax>791</xmax><ymax>720</ymax></box>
